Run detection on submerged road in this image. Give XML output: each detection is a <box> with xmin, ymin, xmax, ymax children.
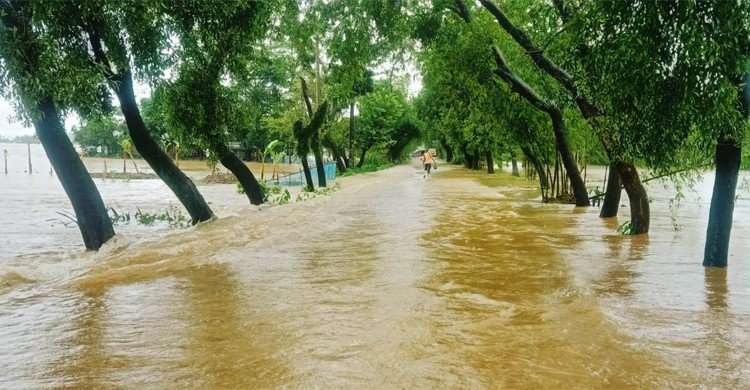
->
<box><xmin>1</xmin><ymin>162</ymin><xmax>750</xmax><ymax>388</ymax></box>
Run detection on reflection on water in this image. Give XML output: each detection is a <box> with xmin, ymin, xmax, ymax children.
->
<box><xmin>1</xmin><ymin>160</ymin><xmax>750</xmax><ymax>387</ymax></box>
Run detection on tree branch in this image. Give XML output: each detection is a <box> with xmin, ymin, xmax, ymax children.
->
<box><xmin>86</xmin><ymin>26</ymin><xmax>117</xmax><ymax>80</ymax></box>
<box><xmin>300</xmin><ymin>76</ymin><xmax>314</xmax><ymax>118</ymax></box>
<box><xmin>642</xmin><ymin>164</ymin><xmax>712</xmax><ymax>183</ymax></box>
<box><xmin>479</xmin><ymin>0</ymin><xmax>602</xmax><ymax>119</ymax></box>
<box><xmin>491</xmin><ymin>45</ymin><xmax>554</xmax><ymax>114</ymax></box>
<box><xmin>479</xmin><ymin>0</ymin><xmax>574</xmax><ymax>89</ymax></box>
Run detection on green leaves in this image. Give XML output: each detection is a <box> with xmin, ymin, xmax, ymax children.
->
<box><xmin>357</xmin><ymin>82</ymin><xmax>410</xmax><ymax>150</ymax></box>
<box><xmin>570</xmin><ymin>0</ymin><xmax>750</xmax><ymax>171</ymax></box>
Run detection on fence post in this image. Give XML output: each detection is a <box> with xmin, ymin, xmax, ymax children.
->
<box><xmin>27</xmin><ymin>143</ymin><xmax>32</xmax><ymax>174</ymax></box>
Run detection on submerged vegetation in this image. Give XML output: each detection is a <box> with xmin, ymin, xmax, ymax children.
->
<box><xmin>55</xmin><ymin>205</ymin><xmax>192</xmax><ymax>229</ymax></box>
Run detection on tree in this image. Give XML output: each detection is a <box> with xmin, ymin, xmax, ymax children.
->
<box><xmin>160</xmin><ymin>0</ymin><xmax>275</xmax><ymax>205</ymax></box>
<box><xmin>446</xmin><ymin>0</ymin><xmax>590</xmax><ymax>205</ymax></box>
<box><xmin>356</xmin><ymin>82</ymin><xmax>413</xmax><ymax>167</ymax></box>
<box><xmin>33</xmin><ymin>0</ymin><xmax>215</xmax><ymax>224</ymax></box>
<box><xmin>0</xmin><ymin>0</ymin><xmax>114</xmax><ymax>249</ymax></box>
<box><xmin>275</xmin><ymin>0</ymin><xmax>416</xmax><ymax>167</ymax></box>
<box><xmin>569</xmin><ymin>0</ymin><xmax>750</xmax><ymax>263</ymax></box>
<box><xmin>328</xmin><ymin>64</ymin><xmax>375</xmax><ymax>165</ymax></box>
<box><xmin>474</xmin><ymin>0</ymin><xmax>649</xmax><ymax>229</ymax></box>
<box><xmin>120</xmin><ymin>138</ymin><xmax>139</xmax><ymax>173</ymax></box>
<box><xmin>294</xmin><ymin>100</ymin><xmax>329</xmax><ymax>192</ymax></box>
<box><xmin>72</xmin><ymin>116</ymin><xmax>125</xmax><ymax>157</ymax></box>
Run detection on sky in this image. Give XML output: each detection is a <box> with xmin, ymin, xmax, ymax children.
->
<box><xmin>0</xmin><ymin>97</ymin><xmax>36</xmax><ymax>137</ymax></box>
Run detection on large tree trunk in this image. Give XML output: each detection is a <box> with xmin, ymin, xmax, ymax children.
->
<box><xmin>600</xmin><ymin>163</ymin><xmax>622</xmax><ymax>218</ymax></box>
<box><xmin>703</xmin><ymin>72</ymin><xmax>749</xmax><ymax>267</ymax></box>
<box><xmin>703</xmin><ymin>142</ymin><xmax>742</xmax><ymax>268</ymax></box>
<box><xmin>1</xmin><ymin>1</ymin><xmax>112</xmax><ymax>249</ymax></box>
<box><xmin>37</xmin><ymin>97</ymin><xmax>115</xmax><ymax>249</ymax></box>
<box><xmin>216</xmin><ymin>142</ymin><xmax>264</xmax><ymax>205</ymax></box>
<box><xmin>114</xmin><ymin>71</ymin><xmax>215</xmax><ymax>223</ymax></box>
<box><xmin>485</xmin><ymin>150</ymin><xmax>494</xmax><ymax>173</ymax></box>
<box><xmin>703</xmin><ymin>141</ymin><xmax>742</xmax><ymax>267</ymax></box>
<box><xmin>511</xmin><ymin>157</ymin><xmax>520</xmax><ymax>176</ymax></box>
<box><xmin>613</xmin><ymin>161</ymin><xmax>650</xmax><ymax>234</ymax></box>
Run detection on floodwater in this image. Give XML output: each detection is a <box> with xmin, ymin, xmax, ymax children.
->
<box><xmin>1</xmin><ymin>143</ymin><xmax>750</xmax><ymax>388</ymax></box>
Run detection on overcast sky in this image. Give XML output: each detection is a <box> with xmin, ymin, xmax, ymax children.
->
<box><xmin>0</xmin><ymin>97</ymin><xmax>36</xmax><ymax>137</ymax></box>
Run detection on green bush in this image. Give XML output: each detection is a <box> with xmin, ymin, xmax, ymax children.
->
<box><xmin>237</xmin><ymin>181</ymin><xmax>282</xmax><ymax>202</ymax></box>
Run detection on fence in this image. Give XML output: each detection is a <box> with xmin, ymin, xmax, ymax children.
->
<box><xmin>270</xmin><ymin>162</ymin><xmax>337</xmax><ymax>187</ymax></box>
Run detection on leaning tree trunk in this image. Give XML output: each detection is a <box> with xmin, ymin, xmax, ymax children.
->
<box><xmin>114</xmin><ymin>71</ymin><xmax>215</xmax><ymax>223</ymax></box>
<box><xmin>300</xmin><ymin>77</ymin><xmax>327</xmax><ymax>187</ymax></box>
<box><xmin>310</xmin><ymin>130</ymin><xmax>326</xmax><ymax>187</ymax></box>
<box><xmin>486</xmin><ymin>150</ymin><xmax>495</xmax><ymax>173</ymax></box>
<box><xmin>294</xmin><ymin>121</ymin><xmax>315</xmax><ymax>192</ymax></box>
<box><xmin>550</xmin><ymin>111</ymin><xmax>589</xmax><ymax>206</ymax></box>
<box><xmin>703</xmin><ymin>141</ymin><xmax>742</xmax><ymax>267</ymax></box>
<box><xmin>459</xmin><ymin>0</ymin><xmax>593</xmax><ymax>207</ymax></box>
<box><xmin>322</xmin><ymin>133</ymin><xmax>347</xmax><ymax>173</ymax></box>
<box><xmin>216</xmin><ymin>142</ymin><xmax>264</xmax><ymax>205</ymax></box>
<box><xmin>37</xmin><ymin>97</ymin><xmax>115</xmax><ymax>249</ymax></box>
<box><xmin>484</xmin><ymin>41</ymin><xmax>589</xmax><ymax>206</ymax></box>
<box><xmin>613</xmin><ymin>161</ymin><xmax>650</xmax><ymax>234</ymax></box>
<box><xmin>600</xmin><ymin>163</ymin><xmax>622</xmax><ymax>218</ymax></box>
<box><xmin>357</xmin><ymin>147</ymin><xmax>368</xmax><ymax>168</ymax></box>
<box><xmin>300</xmin><ymin>157</ymin><xmax>315</xmax><ymax>191</ymax></box>
<box><xmin>521</xmin><ymin>145</ymin><xmax>549</xmax><ymax>201</ymax></box>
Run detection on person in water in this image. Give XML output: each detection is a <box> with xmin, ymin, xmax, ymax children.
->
<box><xmin>420</xmin><ymin>150</ymin><xmax>436</xmax><ymax>179</ymax></box>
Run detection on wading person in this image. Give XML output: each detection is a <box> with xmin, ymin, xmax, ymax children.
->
<box><xmin>420</xmin><ymin>150</ymin><xmax>436</xmax><ymax>179</ymax></box>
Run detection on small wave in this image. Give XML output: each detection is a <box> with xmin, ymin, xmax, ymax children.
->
<box><xmin>454</xmin><ymin>292</ymin><xmax>516</xmax><ymax>317</ymax></box>
<box><xmin>0</xmin><ymin>271</ymin><xmax>37</xmax><ymax>293</ymax></box>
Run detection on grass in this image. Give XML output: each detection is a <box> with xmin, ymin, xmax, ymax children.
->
<box><xmin>339</xmin><ymin>162</ymin><xmax>393</xmax><ymax>177</ymax></box>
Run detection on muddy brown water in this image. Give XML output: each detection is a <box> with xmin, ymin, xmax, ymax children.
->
<box><xmin>1</xmin><ymin>148</ymin><xmax>750</xmax><ymax>388</ymax></box>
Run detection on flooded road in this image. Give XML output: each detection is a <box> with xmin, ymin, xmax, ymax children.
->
<box><xmin>1</xmin><ymin>153</ymin><xmax>750</xmax><ymax>387</ymax></box>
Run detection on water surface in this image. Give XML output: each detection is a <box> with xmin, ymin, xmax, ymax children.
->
<box><xmin>1</xmin><ymin>152</ymin><xmax>749</xmax><ymax>388</ymax></box>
